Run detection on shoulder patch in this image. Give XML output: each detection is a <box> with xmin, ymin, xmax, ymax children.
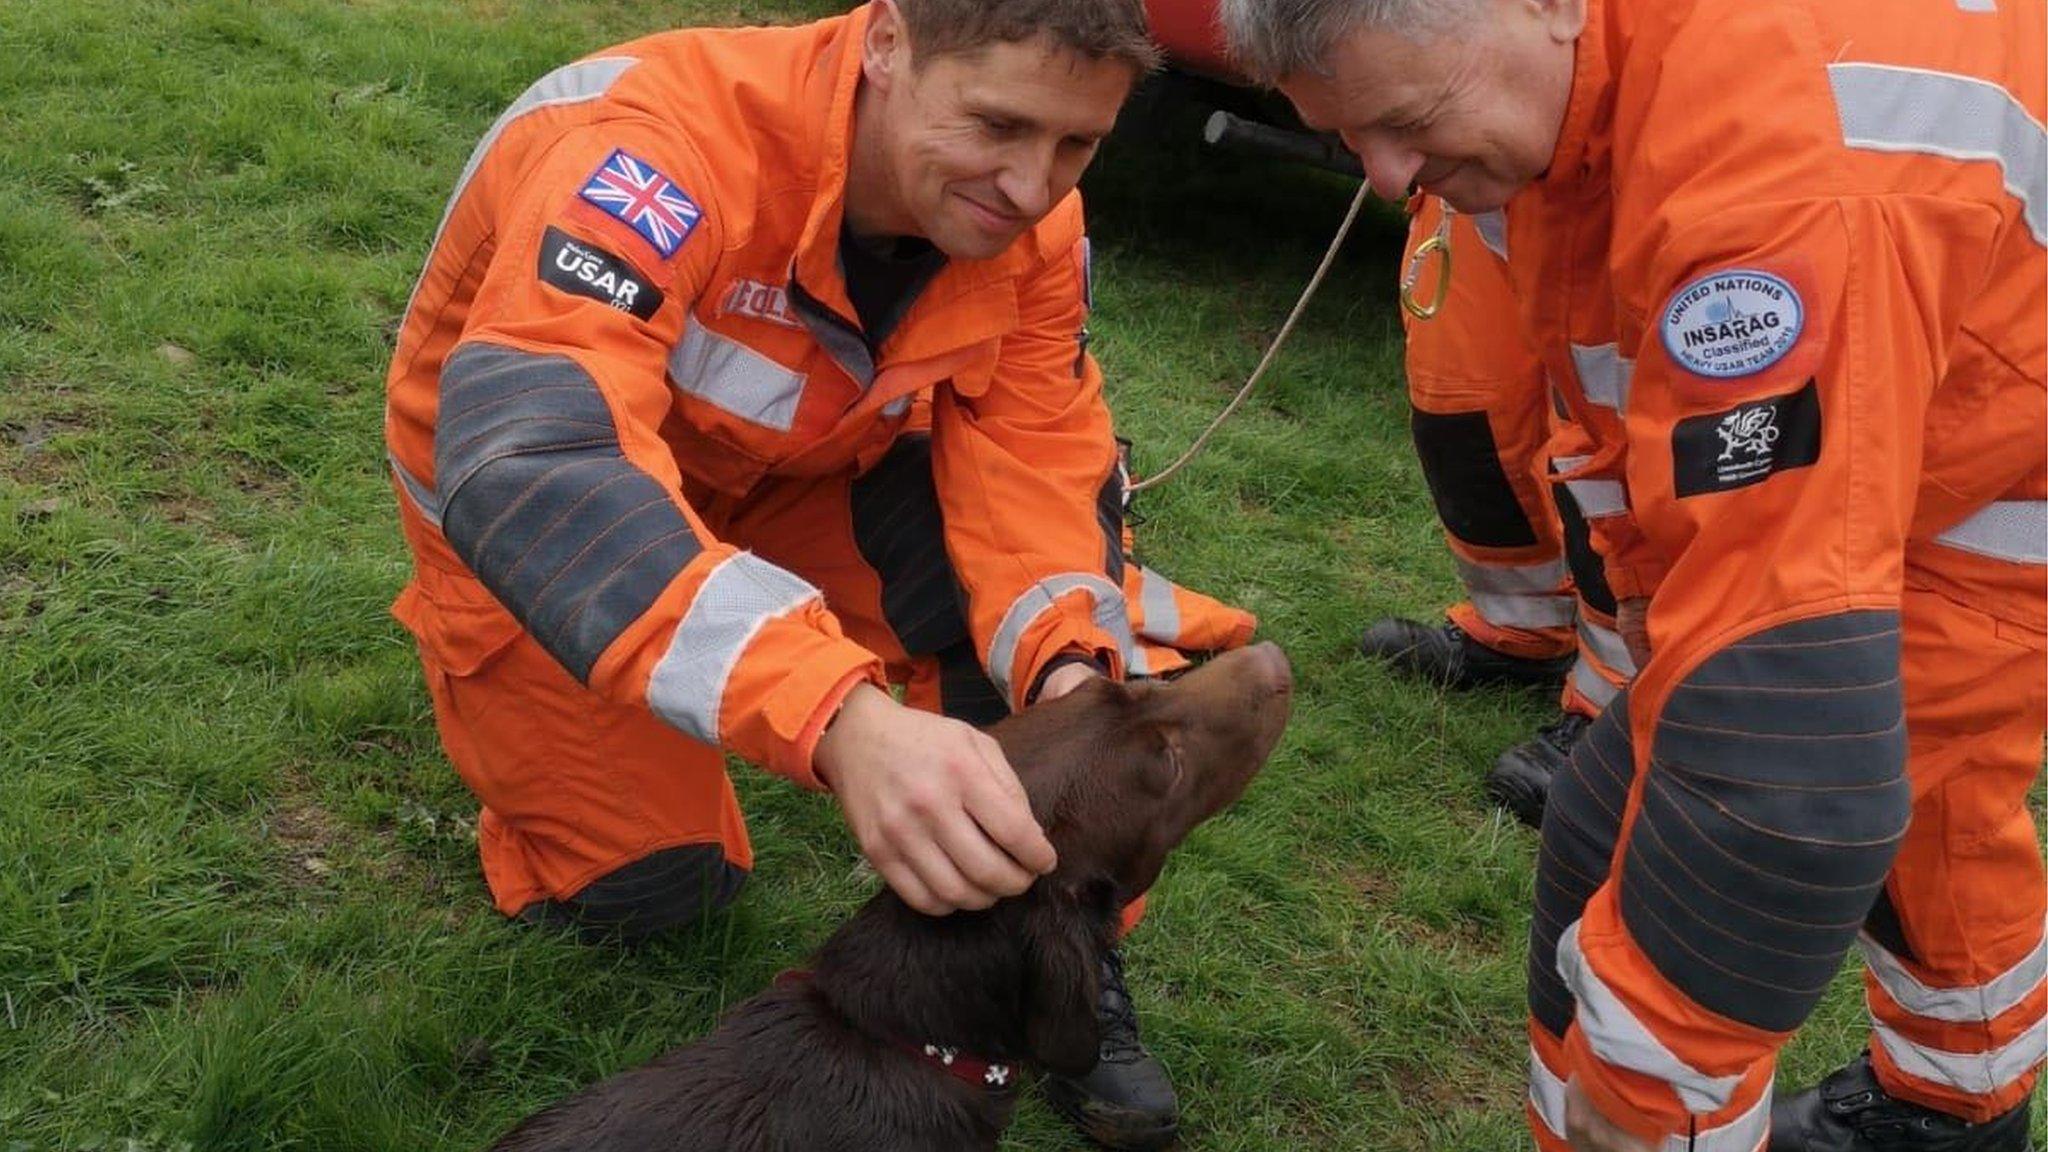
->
<box><xmin>1659</xmin><ymin>269</ymin><xmax>1804</xmax><ymax>380</ymax></box>
<box><xmin>538</xmin><ymin>227</ymin><xmax>664</xmax><ymax>320</ymax></box>
<box><xmin>1672</xmin><ymin>379</ymin><xmax>1822</xmax><ymax>497</ymax></box>
<box><xmin>577</xmin><ymin>148</ymin><xmax>704</xmax><ymax>259</ymax></box>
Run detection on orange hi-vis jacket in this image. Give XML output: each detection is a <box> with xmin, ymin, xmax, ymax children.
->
<box><xmin>1502</xmin><ymin>0</ymin><xmax>2047</xmax><ymax>1146</ymax></box>
<box><xmin>384</xmin><ymin>7</ymin><xmax>1146</xmax><ymax>792</ymax></box>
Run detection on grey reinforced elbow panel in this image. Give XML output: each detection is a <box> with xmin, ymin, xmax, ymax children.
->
<box><xmin>435</xmin><ymin>341</ymin><xmax>706</xmax><ymax>682</ymax></box>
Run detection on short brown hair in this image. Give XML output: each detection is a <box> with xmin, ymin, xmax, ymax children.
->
<box><xmin>896</xmin><ymin>0</ymin><xmax>1163</xmax><ymax>75</ymax></box>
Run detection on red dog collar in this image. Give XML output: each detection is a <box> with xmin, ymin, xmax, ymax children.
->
<box><xmin>773</xmin><ymin>970</ymin><xmax>1017</xmax><ymax>1093</ymax></box>
<box><xmin>900</xmin><ymin>1040</ymin><xmax>1017</xmax><ymax>1093</ymax></box>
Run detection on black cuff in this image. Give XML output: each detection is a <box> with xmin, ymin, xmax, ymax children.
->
<box><xmin>1025</xmin><ymin>652</ymin><xmax>1109</xmax><ymax>706</ymax></box>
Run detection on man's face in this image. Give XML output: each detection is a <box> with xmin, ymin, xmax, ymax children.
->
<box><xmin>857</xmin><ymin>16</ymin><xmax>1133</xmax><ymax>259</ymax></box>
<box><xmin>1277</xmin><ymin>0</ymin><xmax>1583</xmax><ymax>213</ymax></box>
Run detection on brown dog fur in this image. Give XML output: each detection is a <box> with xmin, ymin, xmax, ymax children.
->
<box><xmin>488</xmin><ymin>642</ymin><xmax>1292</xmax><ymax>1152</ymax></box>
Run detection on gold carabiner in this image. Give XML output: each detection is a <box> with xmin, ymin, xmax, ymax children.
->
<box><xmin>1398</xmin><ymin>204</ymin><xmax>1455</xmax><ymax>321</ymax></box>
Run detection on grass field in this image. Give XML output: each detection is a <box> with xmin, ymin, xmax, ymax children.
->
<box><xmin>2</xmin><ymin>1</ymin><xmax>2041</xmax><ymax>1149</ymax></box>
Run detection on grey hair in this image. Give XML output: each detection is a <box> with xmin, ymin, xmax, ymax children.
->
<box><xmin>1216</xmin><ymin>0</ymin><xmax>1474</xmax><ymax>83</ymax></box>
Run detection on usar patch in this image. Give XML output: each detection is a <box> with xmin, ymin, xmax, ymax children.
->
<box><xmin>1672</xmin><ymin>379</ymin><xmax>1822</xmax><ymax>496</ymax></box>
<box><xmin>538</xmin><ymin>227</ymin><xmax>664</xmax><ymax>320</ymax></box>
<box><xmin>1660</xmin><ymin>269</ymin><xmax>1804</xmax><ymax>379</ymax></box>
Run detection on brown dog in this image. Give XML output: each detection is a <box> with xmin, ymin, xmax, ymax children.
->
<box><xmin>487</xmin><ymin>642</ymin><xmax>1292</xmax><ymax>1152</ymax></box>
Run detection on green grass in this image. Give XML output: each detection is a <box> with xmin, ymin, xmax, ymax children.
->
<box><xmin>2</xmin><ymin>2</ymin><xmax>2042</xmax><ymax>1149</ymax></box>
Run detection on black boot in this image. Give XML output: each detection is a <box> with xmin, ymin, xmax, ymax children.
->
<box><xmin>1484</xmin><ymin>711</ymin><xmax>1591</xmax><ymax>828</ymax></box>
<box><xmin>1356</xmin><ymin>617</ymin><xmax>1573</xmax><ymax>690</ymax></box>
<box><xmin>1042</xmin><ymin>947</ymin><xmax>1179</xmax><ymax>1151</ymax></box>
<box><xmin>1769</xmin><ymin>1051</ymin><xmax>2037</xmax><ymax>1151</ymax></box>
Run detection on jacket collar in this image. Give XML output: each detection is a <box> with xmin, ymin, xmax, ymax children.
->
<box><xmin>789</xmin><ymin>4</ymin><xmax>871</xmax><ymax>330</ymax></box>
<box><xmin>786</xmin><ymin>4</ymin><xmax>1032</xmax><ymax>371</ymax></box>
<box><xmin>1533</xmin><ymin>0</ymin><xmax>1620</xmax><ymax>196</ymax></box>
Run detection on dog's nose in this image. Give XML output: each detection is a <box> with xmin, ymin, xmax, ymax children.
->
<box><xmin>1244</xmin><ymin>641</ymin><xmax>1293</xmax><ymax>696</ymax></box>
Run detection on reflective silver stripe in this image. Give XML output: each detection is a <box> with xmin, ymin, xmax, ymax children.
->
<box><xmin>1538</xmin><ymin>1039</ymin><xmax>1770</xmax><ymax>1152</ymax></box>
<box><xmin>1558</xmin><ymin>921</ymin><xmax>1747</xmax><ymax>1113</ymax></box>
<box><xmin>1135</xmin><ymin>565</ymin><xmax>1183</xmax><ymax>644</ymax></box>
<box><xmin>1932</xmin><ymin>500</ymin><xmax>2048</xmax><ymax>564</ymax></box>
<box><xmin>1458</xmin><ymin>555</ymin><xmax>1576</xmax><ymax>629</ymax></box>
<box><xmin>667</xmin><ymin>320</ymin><xmax>808</xmax><ymax>432</ymax></box>
<box><xmin>1473</xmin><ymin>591</ymin><xmax>1579</xmax><ymax>630</ymax></box>
<box><xmin>987</xmin><ymin>573</ymin><xmax>1134</xmax><ymax>702</ymax></box>
<box><xmin>1568</xmin><ymin>477</ymin><xmax>1628</xmax><ymax>519</ymax></box>
<box><xmin>1554</xmin><ymin>456</ymin><xmax>1627</xmax><ymax>518</ymax></box>
<box><xmin>1579</xmin><ymin>618</ymin><xmax>1638</xmax><ymax>677</ymax></box>
<box><xmin>1473</xmin><ymin>210</ymin><xmax>1509</xmax><ymax>261</ymax></box>
<box><xmin>1956</xmin><ymin>0</ymin><xmax>1996</xmax><ymax>10</ymax></box>
<box><xmin>647</xmin><ymin>552</ymin><xmax>819</xmax><ymax>745</ymax></box>
<box><xmin>1455</xmin><ymin>554</ymin><xmax>1571</xmax><ymax>596</ymax></box>
<box><xmin>1572</xmin><ymin>655</ymin><xmax>1624</xmax><ymax>710</ymax></box>
<box><xmin>1528</xmin><ymin>1043</ymin><xmax>1570</xmax><ymax>1138</ymax></box>
<box><xmin>1677</xmin><ymin>1083</ymin><xmax>1772</xmax><ymax>1152</ymax></box>
<box><xmin>1872</xmin><ymin>1015</ymin><xmax>2048</xmax><ymax>1097</ymax></box>
<box><xmin>408</xmin><ymin>56</ymin><xmax>641</xmax><ymax>312</ymax></box>
<box><xmin>1860</xmin><ymin>928</ymin><xmax>2047</xmax><ymax>1024</ymax></box>
<box><xmin>390</xmin><ymin>453</ymin><xmax>443</xmax><ymax>528</ymax></box>
<box><xmin>1570</xmin><ymin>343</ymin><xmax>1634</xmax><ymax>411</ymax></box>
<box><xmin>1830</xmin><ymin>62</ymin><xmax>2048</xmax><ymax>245</ymax></box>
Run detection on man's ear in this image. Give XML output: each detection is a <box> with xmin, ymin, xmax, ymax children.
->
<box><xmin>860</xmin><ymin>0</ymin><xmax>912</xmax><ymax>95</ymax></box>
<box><xmin>1023</xmin><ymin>881</ymin><xmax>1112</xmax><ymax>1075</ymax></box>
<box><xmin>1534</xmin><ymin>0</ymin><xmax>1588</xmax><ymax>43</ymax></box>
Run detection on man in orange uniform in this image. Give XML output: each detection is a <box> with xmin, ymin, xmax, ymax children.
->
<box><xmin>1366</xmin><ymin>194</ymin><xmax>1636</xmax><ymax>827</ymax></box>
<box><xmin>1223</xmin><ymin>0</ymin><xmax>2046</xmax><ymax>1149</ymax></box>
<box><xmin>383</xmin><ymin>3</ymin><xmax>1253</xmax><ymax>1146</ymax></box>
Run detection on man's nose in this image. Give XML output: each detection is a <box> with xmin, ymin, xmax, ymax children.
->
<box><xmin>1344</xmin><ymin>131</ymin><xmax>1425</xmax><ymax>201</ymax></box>
<box><xmin>994</xmin><ymin>145</ymin><xmax>1054</xmax><ymax>220</ymax></box>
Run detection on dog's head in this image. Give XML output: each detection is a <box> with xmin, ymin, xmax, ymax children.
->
<box><xmin>991</xmin><ymin>641</ymin><xmax>1293</xmax><ymax>1072</ymax></box>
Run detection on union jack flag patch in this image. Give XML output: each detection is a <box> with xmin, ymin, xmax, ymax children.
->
<box><xmin>578</xmin><ymin>149</ymin><xmax>703</xmax><ymax>259</ymax></box>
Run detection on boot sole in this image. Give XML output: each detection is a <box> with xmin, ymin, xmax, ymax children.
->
<box><xmin>1042</xmin><ymin>1079</ymin><xmax>1180</xmax><ymax>1151</ymax></box>
<box><xmin>1360</xmin><ymin>643</ymin><xmax>1574</xmax><ymax>693</ymax></box>
<box><xmin>1484</xmin><ymin>759</ymin><xmax>1549</xmax><ymax>830</ymax></box>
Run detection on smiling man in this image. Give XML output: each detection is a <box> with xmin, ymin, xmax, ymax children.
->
<box><xmin>383</xmin><ymin>3</ymin><xmax>1256</xmax><ymax>1147</ymax></box>
<box><xmin>1220</xmin><ymin>1</ymin><xmax>2046</xmax><ymax>1151</ymax></box>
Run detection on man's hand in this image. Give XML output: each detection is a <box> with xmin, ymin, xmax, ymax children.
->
<box><xmin>1036</xmin><ymin>660</ymin><xmax>1102</xmax><ymax>702</ymax></box>
<box><xmin>1564</xmin><ymin>1078</ymin><xmax>1656</xmax><ymax>1152</ymax></box>
<box><xmin>813</xmin><ymin>684</ymin><xmax>1058</xmax><ymax>915</ymax></box>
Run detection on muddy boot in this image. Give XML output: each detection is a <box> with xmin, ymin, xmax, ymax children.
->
<box><xmin>1484</xmin><ymin>711</ymin><xmax>1591</xmax><ymax>828</ymax></box>
<box><xmin>1042</xmin><ymin>947</ymin><xmax>1179</xmax><ymax>1150</ymax></box>
<box><xmin>1357</xmin><ymin>617</ymin><xmax>1573</xmax><ymax>690</ymax></box>
<box><xmin>1769</xmin><ymin>1050</ymin><xmax>2037</xmax><ymax>1152</ymax></box>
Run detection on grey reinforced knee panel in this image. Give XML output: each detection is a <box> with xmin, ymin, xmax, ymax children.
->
<box><xmin>1621</xmin><ymin>611</ymin><xmax>1909</xmax><ymax>1032</ymax></box>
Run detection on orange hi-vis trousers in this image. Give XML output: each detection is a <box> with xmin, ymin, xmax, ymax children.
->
<box><xmin>1402</xmin><ymin>198</ymin><xmax>1635</xmax><ymax>716</ymax></box>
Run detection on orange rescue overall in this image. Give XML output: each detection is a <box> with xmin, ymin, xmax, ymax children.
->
<box><xmin>383</xmin><ymin>7</ymin><xmax>1252</xmax><ymax>918</ymax></box>
<box><xmin>1506</xmin><ymin>0</ymin><xmax>2047</xmax><ymax>1146</ymax></box>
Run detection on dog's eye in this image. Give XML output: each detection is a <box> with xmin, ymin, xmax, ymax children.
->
<box><xmin>1139</xmin><ymin>741</ymin><xmax>1182</xmax><ymax>797</ymax></box>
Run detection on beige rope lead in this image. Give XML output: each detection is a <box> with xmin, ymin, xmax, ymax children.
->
<box><xmin>1130</xmin><ymin>179</ymin><xmax>1377</xmax><ymax>494</ymax></box>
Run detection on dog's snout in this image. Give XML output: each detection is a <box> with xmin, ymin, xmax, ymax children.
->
<box><xmin>1244</xmin><ymin>641</ymin><xmax>1293</xmax><ymax>696</ymax></box>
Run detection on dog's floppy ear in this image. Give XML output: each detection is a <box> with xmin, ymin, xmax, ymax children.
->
<box><xmin>1023</xmin><ymin>880</ymin><xmax>1113</xmax><ymax>1076</ymax></box>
